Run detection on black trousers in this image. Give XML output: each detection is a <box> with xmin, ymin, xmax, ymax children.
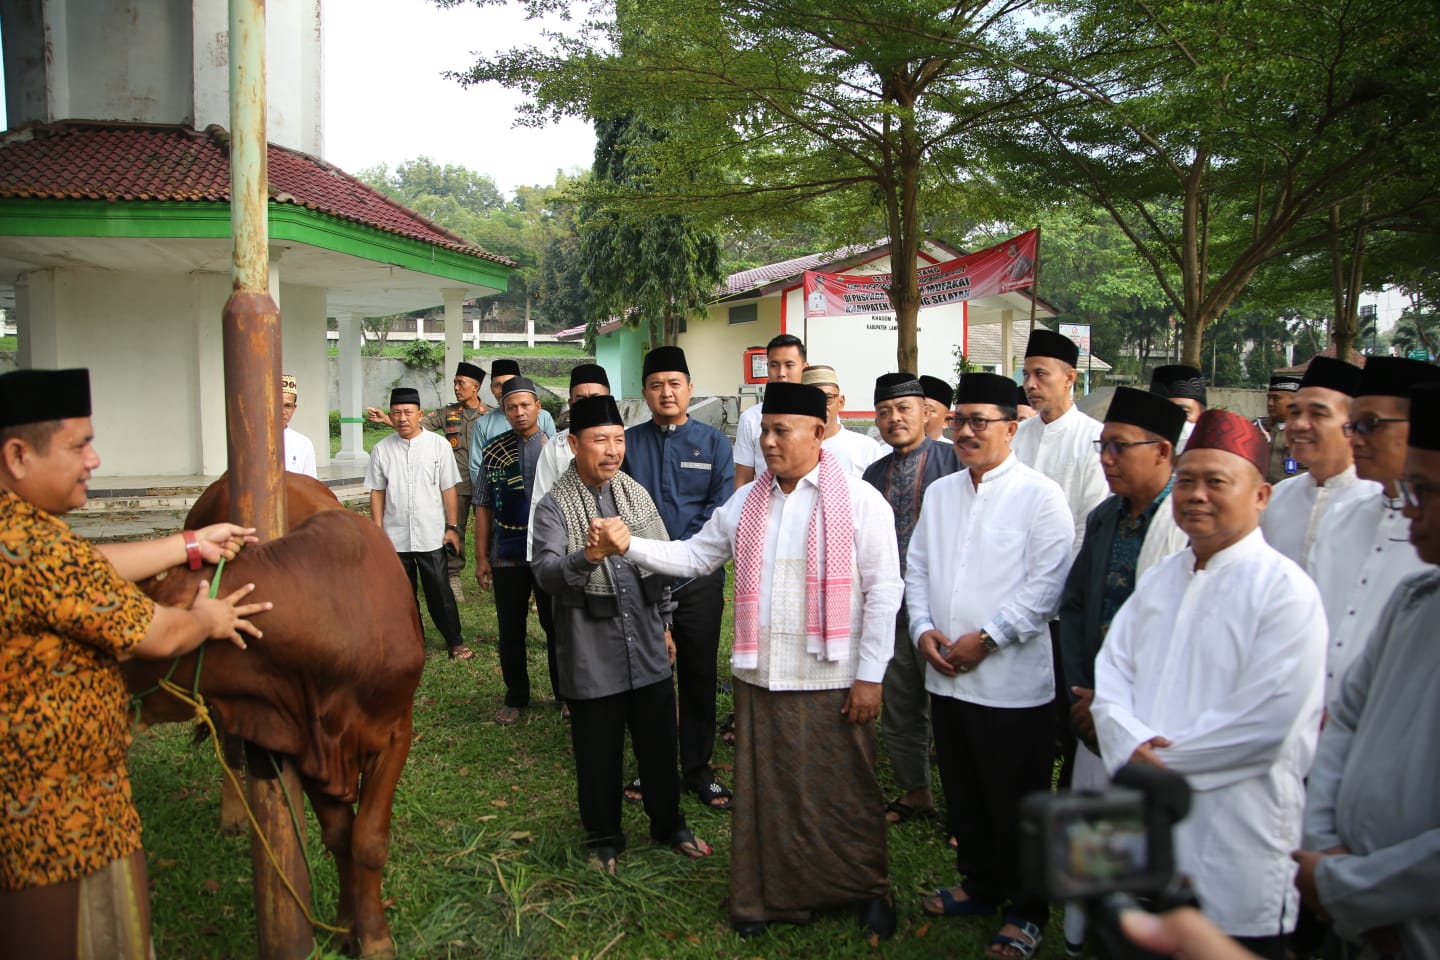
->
<box><xmin>492</xmin><ymin>564</ymin><xmax>559</xmax><ymax>708</ymax></box>
<box><xmin>1233</xmin><ymin>934</ymin><xmax>1289</xmax><ymax>960</ymax></box>
<box><xmin>567</xmin><ymin>678</ymin><xmax>685</xmax><ymax>850</ymax></box>
<box><xmin>671</xmin><ymin>569</ymin><xmax>726</xmax><ymax>788</ymax></box>
<box><xmin>398</xmin><ymin>548</ymin><xmax>462</xmax><ymax>649</ymax></box>
<box><xmin>1050</xmin><ymin>620</ymin><xmax>1077</xmax><ymax>789</ymax></box>
<box><xmin>447</xmin><ymin>493</ymin><xmax>472</xmax><ymax>575</ymax></box>
<box><xmin>931</xmin><ymin>694</ymin><xmax>1053</xmax><ymax>927</ymax></box>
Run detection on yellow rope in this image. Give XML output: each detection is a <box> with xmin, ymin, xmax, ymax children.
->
<box><xmin>156</xmin><ymin>678</ymin><xmax>350</xmax><ymax>936</ymax></box>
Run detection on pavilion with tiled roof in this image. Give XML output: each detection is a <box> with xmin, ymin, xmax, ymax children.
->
<box><xmin>0</xmin><ymin>121</ymin><xmax>515</xmax><ymax>476</ymax></box>
<box><xmin>0</xmin><ymin>121</ymin><xmax>513</xmax><ymax>316</ymax></box>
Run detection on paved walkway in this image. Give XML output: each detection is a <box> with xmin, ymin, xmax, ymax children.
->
<box><xmin>74</xmin><ymin>467</ymin><xmax>368</xmax><ymax>543</ymax></box>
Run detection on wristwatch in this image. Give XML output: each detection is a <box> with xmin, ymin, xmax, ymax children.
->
<box><xmin>445</xmin><ymin>524</ymin><xmax>460</xmax><ymax>533</ymax></box>
<box><xmin>978</xmin><ymin>630</ymin><xmax>999</xmax><ymax>654</ymax></box>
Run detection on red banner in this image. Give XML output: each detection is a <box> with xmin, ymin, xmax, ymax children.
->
<box><xmin>803</xmin><ymin>229</ymin><xmax>1038</xmax><ymax>318</ymax></box>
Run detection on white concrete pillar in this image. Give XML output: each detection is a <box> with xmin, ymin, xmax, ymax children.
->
<box><xmin>14</xmin><ymin>269</ymin><xmax>63</xmax><ymax>368</ymax></box>
<box><xmin>268</xmin><ymin>245</ymin><xmax>285</xmax><ymax>308</ymax></box>
<box><xmin>279</xmin><ymin>283</ymin><xmax>330</xmax><ymax>469</ymax></box>
<box><xmin>192</xmin><ymin>271</ymin><xmax>232</xmax><ymax>474</ymax></box>
<box><xmin>334</xmin><ymin>311</ymin><xmax>368</xmax><ymax>464</ymax></box>
<box><xmin>525</xmin><ymin>293</ymin><xmax>535</xmax><ymax>349</ymax></box>
<box><xmin>1000</xmin><ymin>308</ymin><xmax>1015</xmax><ymax>380</ymax></box>
<box><xmin>442</xmin><ymin>288</ymin><xmax>466</xmax><ymax>383</ymax></box>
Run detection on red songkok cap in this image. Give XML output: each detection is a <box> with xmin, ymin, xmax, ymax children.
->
<box><xmin>1184</xmin><ymin>409</ymin><xmax>1269</xmax><ymax>477</ymax></box>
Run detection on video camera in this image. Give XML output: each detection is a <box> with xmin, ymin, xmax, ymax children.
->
<box><xmin>1019</xmin><ymin>763</ymin><xmax>1199</xmax><ymax>959</ymax></box>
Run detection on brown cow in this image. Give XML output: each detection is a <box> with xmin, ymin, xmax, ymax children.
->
<box><xmin>126</xmin><ymin>481</ymin><xmax>424</xmax><ymax>959</ymax></box>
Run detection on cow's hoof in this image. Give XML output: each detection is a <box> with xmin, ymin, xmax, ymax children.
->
<box><xmin>357</xmin><ymin>935</ymin><xmax>396</xmax><ymax>960</ymax></box>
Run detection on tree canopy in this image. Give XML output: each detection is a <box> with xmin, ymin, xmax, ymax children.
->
<box><xmin>445</xmin><ymin>0</ymin><xmax>1036</xmax><ymax>372</ymax></box>
<box><xmin>993</xmin><ymin>0</ymin><xmax>1440</xmax><ymax>364</ymax></box>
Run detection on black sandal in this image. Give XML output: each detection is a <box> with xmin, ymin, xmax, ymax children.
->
<box><xmin>590</xmin><ymin>845</ymin><xmax>619</xmax><ymax>875</ymax></box>
<box><xmin>884</xmin><ymin>798</ymin><xmax>937</xmax><ymax>823</ymax></box>
<box><xmin>720</xmin><ymin>714</ymin><xmax>736</xmax><ymax>746</ymax></box>
<box><xmin>669</xmin><ymin>827</ymin><xmax>712</xmax><ymax>859</ymax></box>
<box><xmin>693</xmin><ymin>780</ymin><xmax>733</xmax><ymax>810</ymax></box>
<box><xmin>623</xmin><ymin>777</ymin><xmax>643</xmax><ymax>804</ymax></box>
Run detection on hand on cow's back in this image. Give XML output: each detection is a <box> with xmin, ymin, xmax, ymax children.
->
<box><xmin>191</xmin><ymin>579</ymin><xmax>272</xmax><ymax>648</ymax></box>
<box><xmin>193</xmin><ymin>522</ymin><xmax>259</xmax><ymax>564</ymax></box>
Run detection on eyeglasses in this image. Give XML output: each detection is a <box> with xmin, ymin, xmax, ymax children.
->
<box><xmin>1092</xmin><ymin>439</ymin><xmax>1162</xmax><ymax>456</ymax></box>
<box><xmin>1397</xmin><ymin>478</ymin><xmax>1440</xmax><ymax>510</ymax></box>
<box><xmin>946</xmin><ymin>415</ymin><xmax>1013</xmax><ymax>433</ymax></box>
<box><xmin>1342</xmin><ymin>417</ymin><xmax>1406</xmax><ymax>437</ymax></box>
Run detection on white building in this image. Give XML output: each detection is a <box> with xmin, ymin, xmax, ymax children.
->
<box><xmin>0</xmin><ymin>0</ymin><xmax>514</xmax><ymax>476</ymax></box>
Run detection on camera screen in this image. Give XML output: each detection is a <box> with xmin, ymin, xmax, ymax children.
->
<box><xmin>1057</xmin><ymin>812</ymin><xmax>1149</xmax><ymax>891</ymax></box>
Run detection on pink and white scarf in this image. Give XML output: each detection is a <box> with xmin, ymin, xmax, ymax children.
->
<box><xmin>732</xmin><ymin>449</ymin><xmax>854</xmax><ymax>670</ymax></box>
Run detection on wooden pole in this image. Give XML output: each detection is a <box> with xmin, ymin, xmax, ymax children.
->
<box><xmin>225</xmin><ymin>1</ymin><xmax>312</xmax><ymax>956</ymax></box>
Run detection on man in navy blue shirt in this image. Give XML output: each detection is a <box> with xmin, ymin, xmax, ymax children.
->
<box><xmin>624</xmin><ymin>346</ymin><xmax>737</xmax><ymax>808</ymax></box>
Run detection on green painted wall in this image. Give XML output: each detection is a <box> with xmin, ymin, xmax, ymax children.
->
<box><xmin>596</xmin><ymin>325</ymin><xmax>645</xmax><ymax>401</ymax></box>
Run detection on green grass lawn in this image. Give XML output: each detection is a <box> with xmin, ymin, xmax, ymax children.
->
<box><xmin>130</xmin><ymin>545</ymin><xmax>1069</xmax><ymax>959</ymax></box>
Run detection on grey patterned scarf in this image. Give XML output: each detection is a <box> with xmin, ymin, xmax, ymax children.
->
<box><xmin>550</xmin><ymin>461</ymin><xmax>670</xmax><ymax>597</ymax></box>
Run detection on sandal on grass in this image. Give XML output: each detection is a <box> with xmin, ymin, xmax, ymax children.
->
<box><xmin>448</xmin><ymin>644</ymin><xmax>474</xmax><ymax>660</ymax></box>
<box><xmin>589</xmin><ymin>845</ymin><xmax>618</xmax><ymax>875</ymax></box>
<box><xmin>922</xmin><ymin>886</ymin><xmax>998</xmax><ymax>917</ymax></box>
<box><xmin>693</xmin><ymin>780</ymin><xmax>733</xmax><ymax>810</ymax></box>
<box><xmin>987</xmin><ymin>918</ymin><xmax>1043</xmax><ymax>960</ymax></box>
<box><xmin>720</xmin><ymin>714</ymin><xmax>736</xmax><ymax>746</ymax></box>
<box><xmin>669</xmin><ymin>827</ymin><xmax>712</xmax><ymax>859</ymax></box>
<box><xmin>623</xmin><ymin>777</ymin><xmax>643</xmax><ymax>804</ymax></box>
<box><xmin>884</xmin><ymin>798</ymin><xmax>936</xmax><ymax>824</ymax></box>
<box><xmin>494</xmin><ymin>706</ymin><xmax>520</xmax><ymax>726</ymax></box>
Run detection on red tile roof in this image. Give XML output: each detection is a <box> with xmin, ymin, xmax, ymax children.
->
<box><xmin>720</xmin><ymin>242</ymin><xmax>882</xmax><ymax>297</ymax></box>
<box><xmin>0</xmin><ymin>121</ymin><xmax>515</xmax><ymax>266</ymax></box>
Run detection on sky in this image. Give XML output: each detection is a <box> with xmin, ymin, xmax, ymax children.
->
<box><xmin>323</xmin><ymin>0</ymin><xmax>597</xmax><ymax>195</ymax></box>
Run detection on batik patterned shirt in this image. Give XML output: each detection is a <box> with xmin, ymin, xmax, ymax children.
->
<box><xmin>1099</xmin><ymin>478</ymin><xmax>1173</xmax><ymax>637</ymax></box>
<box><xmin>0</xmin><ymin>490</ymin><xmax>154</xmax><ymax>888</ymax></box>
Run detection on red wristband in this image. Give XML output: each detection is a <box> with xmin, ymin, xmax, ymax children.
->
<box><xmin>182</xmin><ymin>530</ymin><xmax>203</xmax><ymax>571</ymax></box>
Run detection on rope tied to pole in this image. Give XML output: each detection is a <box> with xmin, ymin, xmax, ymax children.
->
<box><xmin>154</xmin><ymin>676</ymin><xmax>349</xmax><ymax>937</ymax></box>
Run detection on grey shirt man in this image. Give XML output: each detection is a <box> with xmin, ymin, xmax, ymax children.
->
<box><xmin>531</xmin><ymin>483</ymin><xmax>674</xmax><ymax>700</ymax></box>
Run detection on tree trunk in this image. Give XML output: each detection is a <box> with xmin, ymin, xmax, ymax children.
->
<box><xmin>1329</xmin><ymin>199</ymin><xmax>1368</xmax><ymax>363</ymax></box>
<box><xmin>1181</xmin><ymin>313</ymin><xmax>1208</xmax><ymax>367</ymax></box>
<box><xmin>884</xmin><ymin>79</ymin><xmax>923</xmax><ymax>375</ymax></box>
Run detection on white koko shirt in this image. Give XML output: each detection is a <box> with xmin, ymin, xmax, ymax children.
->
<box><xmin>1093</xmin><ymin>528</ymin><xmax>1326</xmax><ymax>937</ymax></box>
<box><xmin>1306</xmin><ymin>491</ymin><xmax>1427</xmax><ymax>704</ymax></box>
<box><xmin>626</xmin><ymin>462</ymin><xmax>903</xmax><ymax>692</ymax></box>
<box><xmin>822</xmin><ymin>427</ymin><xmax>886</xmax><ymax>479</ymax></box>
<box><xmin>905</xmin><ymin>453</ymin><xmax>1074</xmax><ymax>709</ymax></box>
<box><xmin>1260</xmin><ymin>465</ymin><xmax>1377</xmax><ymax>567</ymax></box>
<box><xmin>732</xmin><ymin>403</ymin><xmax>764</xmax><ymax>471</ymax></box>
<box><xmin>283</xmin><ymin>426</ymin><xmax>318</xmax><ymax>479</ymax></box>
<box><xmin>1011</xmin><ymin>403</ymin><xmax>1107</xmax><ymax>559</ymax></box>
<box><xmin>364</xmin><ymin>429</ymin><xmax>460</xmax><ymax>553</ymax></box>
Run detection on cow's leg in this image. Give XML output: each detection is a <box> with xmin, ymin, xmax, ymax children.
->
<box><xmin>349</xmin><ymin>721</ymin><xmax>413</xmax><ymax>960</ymax></box>
<box><xmin>303</xmin><ymin>781</ymin><xmax>359</xmax><ymax>955</ymax></box>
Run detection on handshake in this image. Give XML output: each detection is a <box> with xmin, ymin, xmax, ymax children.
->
<box><xmin>586</xmin><ymin>517</ymin><xmax>631</xmax><ymax>559</ymax></box>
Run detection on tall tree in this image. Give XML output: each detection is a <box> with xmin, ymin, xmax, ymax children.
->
<box><xmin>580</xmin><ymin>114</ymin><xmax>723</xmax><ymax>348</ymax></box>
<box><xmin>443</xmin><ymin>0</ymin><xmax>1034</xmax><ymax>373</ymax></box>
<box><xmin>989</xmin><ymin>0</ymin><xmax>1440</xmax><ymax>366</ymax></box>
